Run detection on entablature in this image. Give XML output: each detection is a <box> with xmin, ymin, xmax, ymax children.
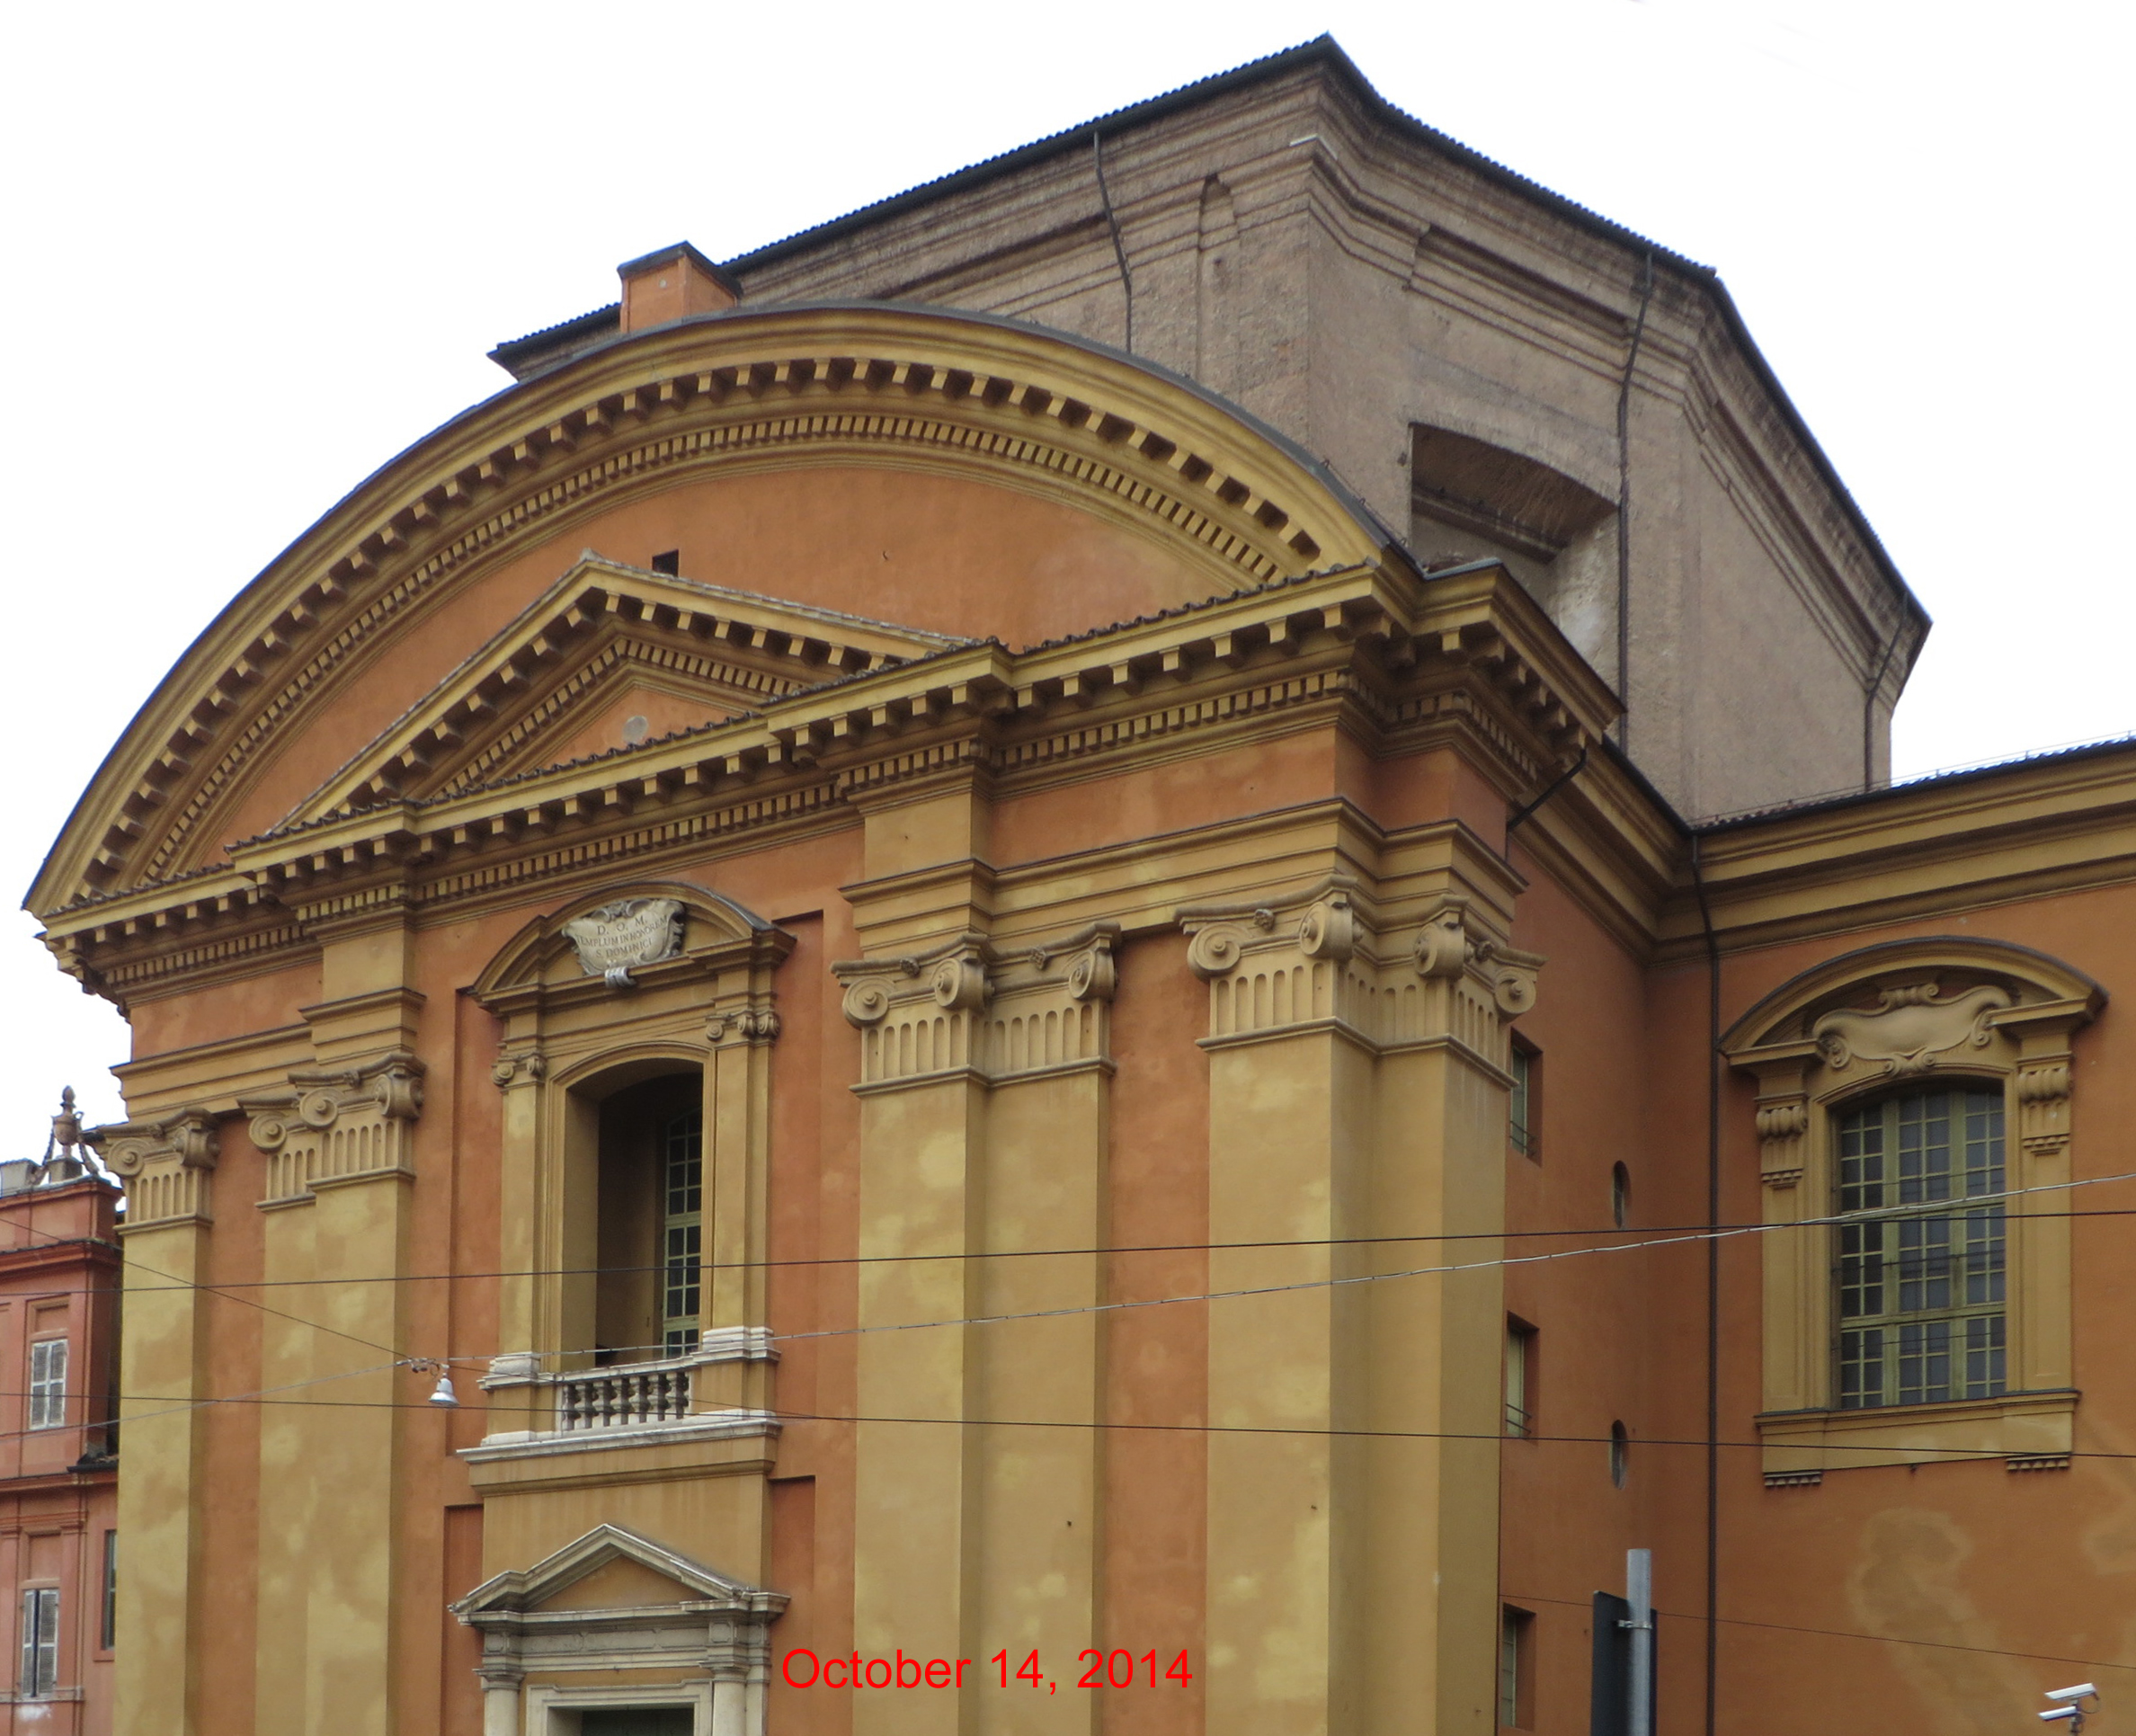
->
<box><xmin>46</xmin><ymin>559</ymin><xmax>1619</xmax><ymax>1009</ymax></box>
<box><xmin>1659</xmin><ymin>741</ymin><xmax>2136</xmax><ymax>960</ymax></box>
<box><xmin>38</xmin><ymin>300</ymin><xmax>1410</xmax><ymax>914</ymax></box>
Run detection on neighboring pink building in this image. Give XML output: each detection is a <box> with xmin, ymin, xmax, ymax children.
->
<box><xmin>0</xmin><ymin>1093</ymin><xmax>120</xmax><ymax>1735</ymax></box>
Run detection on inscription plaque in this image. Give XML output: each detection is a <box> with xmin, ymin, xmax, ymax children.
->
<box><xmin>563</xmin><ymin>897</ymin><xmax>686</xmax><ymax>986</ymax></box>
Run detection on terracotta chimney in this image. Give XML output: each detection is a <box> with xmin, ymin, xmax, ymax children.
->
<box><xmin>617</xmin><ymin>242</ymin><xmax>741</xmax><ymax>334</ymax></box>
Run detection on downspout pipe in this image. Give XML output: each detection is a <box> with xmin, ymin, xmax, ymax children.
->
<box><xmin>1614</xmin><ymin>252</ymin><xmax>1656</xmax><ymax>755</ymax></box>
<box><xmin>1690</xmin><ymin>830</ymin><xmax>1722</xmax><ymax>1736</ymax></box>
<box><xmin>1502</xmin><ymin>746</ymin><xmax>1589</xmax><ymax>859</ymax></box>
<box><xmin>1863</xmin><ymin>617</ymin><xmax>1905</xmax><ymax>791</ymax></box>
<box><xmin>1093</xmin><ymin>129</ymin><xmax>1135</xmax><ymax>354</ymax></box>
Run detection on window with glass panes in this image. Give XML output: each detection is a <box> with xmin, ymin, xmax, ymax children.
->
<box><xmin>661</xmin><ymin>1108</ymin><xmax>703</xmax><ymax>1355</ymax></box>
<box><xmin>1834</xmin><ymin>1087</ymin><xmax>2006</xmax><ymax>1409</ymax></box>
<box><xmin>1508</xmin><ymin>1041</ymin><xmax>1536</xmax><ymax>1157</ymax></box>
<box><xmin>18</xmin><ymin>1587</ymin><xmax>56</xmax><ymax>1698</ymax></box>
<box><xmin>27</xmin><ymin>1339</ymin><xmax>66</xmax><ymax>1430</ymax></box>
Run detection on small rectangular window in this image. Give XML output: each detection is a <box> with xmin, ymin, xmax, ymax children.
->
<box><xmin>1504</xmin><ymin>1318</ymin><xmax>1537</xmax><ymax>1438</ymax></box>
<box><xmin>1499</xmin><ymin>1604</ymin><xmax>1535</xmax><ymax>1727</ymax></box>
<box><xmin>1508</xmin><ymin>1039</ymin><xmax>1539</xmax><ymax>1158</ymax></box>
<box><xmin>28</xmin><ymin>1340</ymin><xmax>67</xmax><ymax>1430</ymax></box>
<box><xmin>649</xmin><ymin>549</ymin><xmax>681</xmax><ymax>575</ymax></box>
<box><xmin>101</xmin><ymin>1532</ymin><xmax>116</xmax><ymax>1651</ymax></box>
<box><xmin>19</xmin><ymin>1587</ymin><xmax>58</xmax><ymax>1698</ymax></box>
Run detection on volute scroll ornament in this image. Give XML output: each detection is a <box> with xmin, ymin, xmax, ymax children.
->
<box><xmin>490</xmin><ymin>1051</ymin><xmax>549</xmax><ymax>1091</ymax></box>
<box><xmin>832</xmin><ymin>925</ymin><xmax>1119</xmax><ymax>1087</ymax></box>
<box><xmin>1296</xmin><ymin>896</ymin><xmax>1356</xmax><ymax>964</ymax></box>
<box><xmin>707</xmin><ymin>1009</ymin><xmax>781</xmax><ymax>1045</ymax></box>
<box><xmin>1478</xmin><ymin>943</ymin><xmax>1542</xmax><ymax>1018</ymax></box>
<box><xmin>239</xmin><ymin>1051</ymin><xmax>427</xmax><ymax>1203</ymax></box>
<box><xmin>1410</xmin><ymin>894</ymin><xmax>1544</xmax><ymax>1020</ymax></box>
<box><xmin>1180</xmin><ymin>879</ymin><xmax>1544</xmax><ymax>1055</ymax></box>
<box><xmin>1064</xmin><ymin>939</ymin><xmax>1117</xmax><ymax>1003</ymax></box>
<box><xmin>93</xmin><ymin>1108</ymin><xmax>222</xmax><ymax>1178</ymax></box>
<box><xmin>1411</xmin><ymin>905</ymin><xmax>1472</xmax><ymax>982</ymax></box>
<box><xmin>930</xmin><ymin>956</ymin><xmax>991</xmax><ymax>1014</ymax></box>
<box><xmin>1811</xmin><ymin>982</ymin><xmax>2011</xmax><ymax>1078</ymax></box>
<box><xmin>1186</xmin><ymin>925</ymin><xmax>1251</xmax><ymax>983</ymax></box>
<box><xmin>841</xmin><ymin>978</ymin><xmax>894</xmax><ymax>1028</ymax></box>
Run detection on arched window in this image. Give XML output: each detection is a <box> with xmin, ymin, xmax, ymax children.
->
<box><xmin>1833</xmin><ymin>1087</ymin><xmax>2005</xmax><ymax>1409</ymax></box>
<box><xmin>1722</xmin><ymin>938</ymin><xmax>2101</xmax><ymax>1480</ymax></box>
<box><xmin>593</xmin><ymin>1073</ymin><xmax>704</xmax><ymax>1364</ymax></box>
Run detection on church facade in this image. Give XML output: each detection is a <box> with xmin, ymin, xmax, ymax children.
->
<box><xmin>35</xmin><ymin>39</ymin><xmax>2133</xmax><ymax>1736</ymax></box>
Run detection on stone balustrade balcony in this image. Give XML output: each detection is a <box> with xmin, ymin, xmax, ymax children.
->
<box><xmin>462</xmin><ymin>1327</ymin><xmax>779</xmax><ymax>1473</ymax></box>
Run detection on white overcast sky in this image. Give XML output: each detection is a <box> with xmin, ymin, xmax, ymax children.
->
<box><xmin>1</xmin><ymin>0</ymin><xmax>2127</xmax><ymax>1141</ymax></box>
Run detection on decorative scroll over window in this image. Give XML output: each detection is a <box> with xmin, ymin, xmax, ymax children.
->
<box><xmin>1722</xmin><ymin>936</ymin><xmax>2103</xmax><ymax>1476</ymax></box>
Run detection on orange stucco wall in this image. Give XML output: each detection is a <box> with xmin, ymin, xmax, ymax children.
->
<box><xmin>65</xmin><ymin>311</ymin><xmax>2132</xmax><ymax>1736</ymax></box>
<box><xmin>201</xmin><ymin>467</ymin><xmax>1231</xmax><ymax>872</ymax></box>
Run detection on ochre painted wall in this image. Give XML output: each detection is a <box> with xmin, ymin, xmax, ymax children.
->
<box><xmin>59</xmin><ymin>300</ymin><xmax>2132</xmax><ymax>1736</ymax></box>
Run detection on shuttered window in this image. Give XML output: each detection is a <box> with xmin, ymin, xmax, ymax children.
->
<box><xmin>28</xmin><ymin>1340</ymin><xmax>67</xmax><ymax>1430</ymax></box>
<box><xmin>19</xmin><ymin>1588</ymin><xmax>58</xmax><ymax>1698</ymax></box>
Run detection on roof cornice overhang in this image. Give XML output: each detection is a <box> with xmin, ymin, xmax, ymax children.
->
<box><xmin>41</xmin><ymin>558</ymin><xmax>1633</xmax><ymax>1010</ymax></box>
<box><xmin>32</xmin><ymin>301</ymin><xmax>1407</xmax><ymax>918</ymax></box>
<box><xmin>1655</xmin><ymin>739</ymin><xmax>2136</xmax><ymax>961</ymax></box>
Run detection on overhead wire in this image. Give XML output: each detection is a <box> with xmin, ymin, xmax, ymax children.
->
<box><xmin>530</xmin><ymin>1165</ymin><xmax>2136</xmax><ymax>1364</ymax></box>
<box><xmin>1504</xmin><ymin>1588</ymin><xmax>2135</xmax><ymax>1679</ymax></box>
<box><xmin>30</xmin><ymin>1363</ymin><xmax>2122</xmax><ymax>1684</ymax></box>
<box><xmin>20</xmin><ymin>1390</ymin><xmax>2136</xmax><ymax>1465</ymax></box>
<box><xmin>33</xmin><ymin>1174</ymin><xmax>2133</xmax><ymax>1296</ymax></box>
<box><xmin>21</xmin><ymin>1153</ymin><xmax>2123</xmax><ymax>1438</ymax></box>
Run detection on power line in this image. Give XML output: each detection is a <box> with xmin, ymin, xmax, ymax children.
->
<box><xmin>50</xmin><ymin>1171</ymin><xmax>2132</xmax><ymax>1299</ymax></box>
<box><xmin>1505</xmin><ymin>1589</ymin><xmax>2135</xmax><ymax>1678</ymax></box>
<box><xmin>538</xmin><ymin>1165</ymin><xmax>2136</xmax><ymax>1363</ymax></box>
<box><xmin>0</xmin><ymin>1202</ymin><xmax>411</xmax><ymax>1364</ymax></box>
<box><xmin>37</xmin><ymin>1367</ymin><xmax>2122</xmax><ymax>1686</ymax></box>
<box><xmin>31</xmin><ymin>1389</ymin><xmax>2132</xmax><ymax>1466</ymax></box>
<box><xmin>12</xmin><ymin>1162</ymin><xmax>2119</xmax><ymax>1399</ymax></box>
<box><xmin>72</xmin><ymin>1197</ymin><xmax>2136</xmax><ymax>1291</ymax></box>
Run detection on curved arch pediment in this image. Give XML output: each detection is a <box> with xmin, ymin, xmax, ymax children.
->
<box><xmin>472</xmin><ymin>880</ymin><xmax>781</xmax><ymax>1011</ymax></box>
<box><xmin>32</xmin><ymin>302</ymin><xmax>1402</xmax><ymax>914</ymax></box>
<box><xmin>1722</xmin><ymin>935</ymin><xmax>2105</xmax><ymax>1064</ymax></box>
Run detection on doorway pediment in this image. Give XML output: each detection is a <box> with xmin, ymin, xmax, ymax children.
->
<box><xmin>451</xmin><ymin>1522</ymin><xmax>783</xmax><ymax>1620</ymax></box>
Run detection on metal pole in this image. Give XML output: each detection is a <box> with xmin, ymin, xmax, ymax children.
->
<box><xmin>1627</xmin><ymin>1548</ymin><xmax>1654</xmax><ymax>1736</ymax></box>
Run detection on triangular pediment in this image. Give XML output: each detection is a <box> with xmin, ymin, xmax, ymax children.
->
<box><xmin>291</xmin><ymin>553</ymin><xmax>966</xmax><ymax>823</ymax></box>
<box><xmin>450</xmin><ymin>1523</ymin><xmax>784</xmax><ymax>1619</ymax></box>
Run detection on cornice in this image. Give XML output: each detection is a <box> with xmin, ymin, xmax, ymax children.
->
<box><xmin>35</xmin><ymin>302</ymin><xmax>1403</xmax><ymax>915</ymax></box>
<box><xmin>1659</xmin><ymin>741</ymin><xmax>2136</xmax><ymax>961</ymax></box>
<box><xmin>43</xmin><ymin>562</ymin><xmax>1614</xmax><ymax>1008</ymax></box>
<box><xmin>296</xmin><ymin>554</ymin><xmax>960</xmax><ymax>820</ymax></box>
<box><xmin>1502</xmin><ymin>747</ymin><xmax>1681</xmax><ymax>961</ymax></box>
